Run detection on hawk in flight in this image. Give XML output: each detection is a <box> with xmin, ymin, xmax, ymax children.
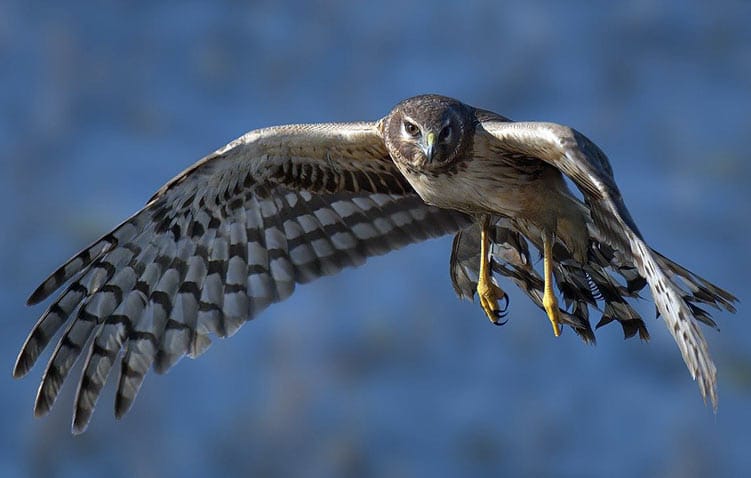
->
<box><xmin>15</xmin><ymin>95</ymin><xmax>737</xmax><ymax>433</ymax></box>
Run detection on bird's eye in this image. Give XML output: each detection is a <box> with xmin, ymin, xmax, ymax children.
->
<box><xmin>439</xmin><ymin>125</ymin><xmax>452</xmax><ymax>141</ymax></box>
<box><xmin>403</xmin><ymin>121</ymin><xmax>420</xmax><ymax>137</ymax></box>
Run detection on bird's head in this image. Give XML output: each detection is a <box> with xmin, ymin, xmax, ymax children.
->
<box><xmin>382</xmin><ymin>94</ymin><xmax>475</xmax><ymax>171</ymax></box>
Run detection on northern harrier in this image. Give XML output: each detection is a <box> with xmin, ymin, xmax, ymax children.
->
<box><xmin>15</xmin><ymin>94</ymin><xmax>737</xmax><ymax>433</ymax></box>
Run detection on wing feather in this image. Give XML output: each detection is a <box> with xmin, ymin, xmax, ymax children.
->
<box><xmin>16</xmin><ymin>121</ymin><xmax>471</xmax><ymax>432</ymax></box>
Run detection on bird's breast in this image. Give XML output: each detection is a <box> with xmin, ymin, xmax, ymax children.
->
<box><xmin>398</xmin><ymin>153</ymin><xmax>590</xmax><ymax>246</ymax></box>
<box><xmin>398</xmin><ymin>156</ymin><xmax>532</xmax><ymax>217</ymax></box>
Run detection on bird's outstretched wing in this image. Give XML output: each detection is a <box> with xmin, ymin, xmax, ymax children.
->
<box><xmin>480</xmin><ymin>120</ymin><xmax>737</xmax><ymax>408</ymax></box>
<box><xmin>14</xmin><ymin>121</ymin><xmax>470</xmax><ymax>433</ymax></box>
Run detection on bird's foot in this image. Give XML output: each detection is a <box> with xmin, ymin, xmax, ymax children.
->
<box><xmin>478</xmin><ymin>271</ymin><xmax>509</xmax><ymax>325</ymax></box>
<box><xmin>542</xmin><ymin>287</ymin><xmax>562</xmax><ymax>337</ymax></box>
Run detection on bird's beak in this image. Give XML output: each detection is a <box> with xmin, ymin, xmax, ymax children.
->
<box><xmin>422</xmin><ymin>131</ymin><xmax>436</xmax><ymax>162</ymax></box>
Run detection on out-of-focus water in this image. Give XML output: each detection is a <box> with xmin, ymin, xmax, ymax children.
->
<box><xmin>1</xmin><ymin>1</ymin><xmax>749</xmax><ymax>477</ymax></box>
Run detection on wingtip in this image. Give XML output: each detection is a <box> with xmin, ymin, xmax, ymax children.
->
<box><xmin>33</xmin><ymin>400</ymin><xmax>51</xmax><ymax>419</ymax></box>
<box><xmin>33</xmin><ymin>368</ymin><xmax>63</xmax><ymax>418</ymax></box>
<box><xmin>13</xmin><ymin>343</ymin><xmax>41</xmax><ymax>379</ymax></box>
<box><xmin>27</xmin><ymin>288</ymin><xmax>45</xmax><ymax>306</ymax></box>
<box><xmin>27</xmin><ymin>277</ymin><xmax>58</xmax><ymax>305</ymax></box>
<box><xmin>12</xmin><ymin>358</ymin><xmax>28</xmax><ymax>380</ymax></box>
<box><xmin>33</xmin><ymin>379</ymin><xmax>56</xmax><ymax>417</ymax></box>
<box><xmin>71</xmin><ymin>412</ymin><xmax>90</xmax><ymax>435</ymax></box>
<box><xmin>703</xmin><ymin>388</ymin><xmax>719</xmax><ymax>414</ymax></box>
<box><xmin>693</xmin><ymin>366</ymin><xmax>719</xmax><ymax>413</ymax></box>
<box><xmin>709</xmin><ymin>383</ymin><xmax>719</xmax><ymax>413</ymax></box>
<box><xmin>114</xmin><ymin>394</ymin><xmax>133</xmax><ymax>421</ymax></box>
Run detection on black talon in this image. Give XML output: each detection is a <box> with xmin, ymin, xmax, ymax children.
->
<box><xmin>492</xmin><ymin>315</ymin><xmax>509</xmax><ymax>326</ymax></box>
<box><xmin>492</xmin><ymin>304</ymin><xmax>509</xmax><ymax>325</ymax></box>
<box><xmin>498</xmin><ymin>293</ymin><xmax>509</xmax><ymax>313</ymax></box>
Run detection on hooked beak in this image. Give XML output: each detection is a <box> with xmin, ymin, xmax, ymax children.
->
<box><xmin>421</xmin><ymin>131</ymin><xmax>436</xmax><ymax>162</ymax></box>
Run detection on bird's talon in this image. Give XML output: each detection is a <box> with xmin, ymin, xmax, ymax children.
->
<box><xmin>493</xmin><ymin>305</ymin><xmax>509</xmax><ymax>319</ymax></box>
<box><xmin>491</xmin><ymin>305</ymin><xmax>509</xmax><ymax>325</ymax></box>
<box><xmin>478</xmin><ymin>280</ymin><xmax>509</xmax><ymax>325</ymax></box>
<box><xmin>499</xmin><ymin>293</ymin><xmax>509</xmax><ymax>313</ymax></box>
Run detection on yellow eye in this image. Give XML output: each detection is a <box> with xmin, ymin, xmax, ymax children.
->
<box><xmin>403</xmin><ymin>120</ymin><xmax>420</xmax><ymax>137</ymax></box>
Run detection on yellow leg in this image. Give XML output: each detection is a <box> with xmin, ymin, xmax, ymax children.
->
<box><xmin>477</xmin><ymin>217</ymin><xmax>508</xmax><ymax>325</ymax></box>
<box><xmin>542</xmin><ymin>232</ymin><xmax>561</xmax><ymax>337</ymax></box>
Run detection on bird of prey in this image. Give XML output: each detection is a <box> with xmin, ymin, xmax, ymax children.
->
<box><xmin>15</xmin><ymin>94</ymin><xmax>736</xmax><ymax>433</ymax></box>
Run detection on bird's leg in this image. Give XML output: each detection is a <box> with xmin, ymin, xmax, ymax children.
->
<box><xmin>477</xmin><ymin>216</ymin><xmax>509</xmax><ymax>325</ymax></box>
<box><xmin>542</xmin><ymin>231</ymin><xmax>562</xmax><ymax>337</ymax></box>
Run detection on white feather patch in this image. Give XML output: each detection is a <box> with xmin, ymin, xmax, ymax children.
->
<box><xmin>247</xmin><ymin>241</ymin><xmax>268</xmax><ymax>268</ymax></box>
<box><xmin>313</xmin><ymin>207</ymin><xmax>339</xmax><ymax>227</ymax></box>
<box><xmin>330</xmin><ymin>200</ymin><xmax>359</xmax><ymax>219</ymax></box>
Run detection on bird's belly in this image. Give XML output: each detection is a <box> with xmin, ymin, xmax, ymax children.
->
<box><xmin>405</xmin><ymin>169</ymin><xmax>528</xmax><ymax>217</ymax></box>
<box><xmin>404</xmin><ymin>164</ymin><xmax>589</xmax><ymax>250</ymax></box>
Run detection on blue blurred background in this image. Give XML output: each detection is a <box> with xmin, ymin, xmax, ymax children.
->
<box><xmin>1</xmin><ymin>1</ymin><xmax>750</xmax><ymax>477</ymax></box>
